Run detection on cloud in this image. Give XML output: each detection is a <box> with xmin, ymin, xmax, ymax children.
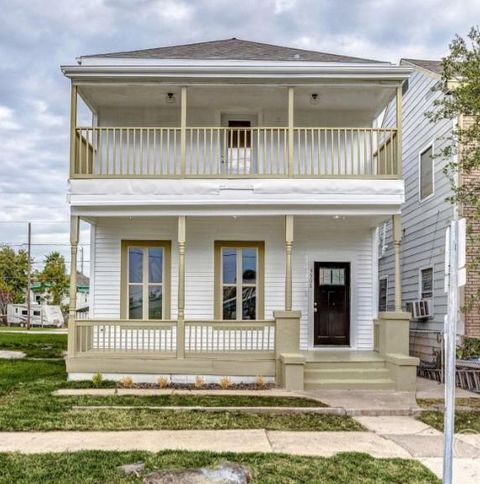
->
<box><xmin>0</xmin><ymin>0</ymin><xmax>479</xmax><ymax>274</ymax></box>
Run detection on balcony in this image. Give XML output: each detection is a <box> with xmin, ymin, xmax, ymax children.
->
<box><xmin>72</xmin><ymin>126</ymin><xmax>398</xmax><ymax>179</ymax></box>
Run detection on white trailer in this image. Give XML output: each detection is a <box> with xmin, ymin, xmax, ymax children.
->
<box><xmin>6</xmin><ymin>304</ymin><xmax>65</xmax><ymax>327</ymax></box>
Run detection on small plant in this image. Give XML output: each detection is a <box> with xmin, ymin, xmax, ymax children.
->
<box><xmin>119</xmin><ymin>376</ymin><xmax>134</xmax><ymax>388</ymax></box>
<box><xmin>195</xmin><ymin>375</ymin><xmax>205</xmax><ymax>389</ymax></box>
<box><xmin>256</xmin><ymin>375</ymin><xmax>266</xmax><ymax>388</ymax></box>
<box><xmin>157</xmin><ymin>376</ymin><xmax>170</xmax><ymax>388</ymax></box>
<box><xmin>92</xmin><ymin>372</ymin><xmax>103</xmax><ymax>388</ymax></box>
<box><xmin>219</xmin><ymin>376</ymin><xmax>232</xmax><ymax>389</ymax></box>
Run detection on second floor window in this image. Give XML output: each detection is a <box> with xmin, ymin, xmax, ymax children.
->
<box><xmin>419</xmin><ymin>145</ymin><xmax>434</xmax><ymax>200</ymax></box>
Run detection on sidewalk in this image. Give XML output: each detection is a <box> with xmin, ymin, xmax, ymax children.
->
<box><xmin>1</xmin><ymin>417</ymin><xmax>479</xmax><ymax>481</ymax></box>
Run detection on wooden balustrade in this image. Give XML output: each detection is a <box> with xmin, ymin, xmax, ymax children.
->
<box><xmin>74</xmin><ymin>319</ymin><xmax>177</xmax><ymax>355</ymax></box>
<box><xmin>185</xmin><ymin>320</ymin><xmax>275</xmax><ymax>354</ymax></box>
<box><xmin>72</xmin><ymin>127</ymin><xmax>399</xmax><ymax>179</ymax></box>
<box><xmin>72</xmin><ymin>319</ymin><xmax>276</xmax><ymax>357</ymax></box>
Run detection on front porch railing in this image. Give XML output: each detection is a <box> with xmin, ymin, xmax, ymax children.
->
<box><xmin>72</xmin><ymin>319</ymin><xmax>276</xmax><ymax>358</ymax></box>
<box><xmin>72</xmin><ymin>127</ymin><xmax>398</xmax><ymax>179</ymax></box>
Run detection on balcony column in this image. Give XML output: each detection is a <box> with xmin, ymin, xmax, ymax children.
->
<box><xmin>67</xmin><ymin>215</ymin><xmax>79</xmax><ymax>358</ymax></box>
<box><xmin>285</xmin><ymin>215</ymin><xmax>294</xmax><ymax>311</ymax></box>
<box><xmin>69</xmin><ymin>84</ymin><xmax>77</xmax><ymax>178</ymax></box>
<box><xmin>177</xmin><ymin>215</ymin><xmax>186</xmax><ymax>358</ymax></box>
<box><xmin>392</xmin><ymin>214</ymin><xmax>402</xmax><ymax>312</ymax></box>
<box><xmin>396</xmin><ymin>85</ymin><xmax>403</xmax><ymax>177</ymax></box>
<box><xmin>288</xmin><ymin>87</ymin><xmax>295</xmax><ymax>177</ymax></box>
<box><xmin>180</xmin><ymin>87</ymin><xmax>187</xmax><ymax>177</ymax></box>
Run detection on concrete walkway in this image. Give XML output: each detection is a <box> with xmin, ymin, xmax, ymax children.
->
<box><xmin>1</xmin><ymin>417</ymin><xmax>480</xmax><ymax>481</ymax></box>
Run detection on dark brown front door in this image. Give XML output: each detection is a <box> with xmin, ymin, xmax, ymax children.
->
<box><xmin>314</xmin><ymin>262</ymin><xmax>350</xmax><ymax>345</ymax></box>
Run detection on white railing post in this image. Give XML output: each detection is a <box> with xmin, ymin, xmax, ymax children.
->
<box><xmin>177</xmin><ymin>216</ymin><xmax>186</xmax><ymax>358</ymax></box>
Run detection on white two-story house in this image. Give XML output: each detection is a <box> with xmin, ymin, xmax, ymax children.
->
<box><xmin>62</xmin><ymin>38</ymin><xmax>418</xmax><ymax>390</ymax></box>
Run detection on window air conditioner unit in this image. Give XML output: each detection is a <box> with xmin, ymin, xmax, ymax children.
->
<box><xmin>408</xmin><ymin>300</ymin><xmax>433</xmax><ymax>319</ymax></box>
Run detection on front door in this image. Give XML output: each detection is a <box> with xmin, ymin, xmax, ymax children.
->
<box><xmin>314</xmin><ymin>262</ymin><xmax>350</xmax><ymax>345</ymax></box>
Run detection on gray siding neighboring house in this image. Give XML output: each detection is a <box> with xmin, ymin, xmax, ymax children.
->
<box><xmin>379</xmin><ymin>59</ymin><xmax>456</xmax><ymax>362</ymax></box>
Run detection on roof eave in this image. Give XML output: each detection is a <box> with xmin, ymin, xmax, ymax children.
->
<box><xmin>61</xmin><ymin>64</ymin><xmax>412</xmax><ymax>83</ymax></box>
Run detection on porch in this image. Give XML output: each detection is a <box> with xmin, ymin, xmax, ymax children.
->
<box><xmin>66</xmin><ymin>214</ymin><xmax>417</xmax><ymax>390</ymax></box>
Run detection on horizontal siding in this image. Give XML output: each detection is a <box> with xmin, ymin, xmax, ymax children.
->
<box><xmin>92</xmin><ymin>216</ymin><xmax>376</xmax><ymax>351</ymax></box>
<box><xmin>379</xmin><ymin>68</ymin><xmax>454</xmax><ymax>331</ymax></box>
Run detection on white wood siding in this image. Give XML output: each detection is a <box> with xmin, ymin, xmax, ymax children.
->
<box><xmin>91</xmin><ymin>216</ymin><xmax>375</xmax><ymax>351</ymax></box>
<box><xmin>379</xmin><ymin>68</ymin><xmax>454</xmax><ymax>334</ymax></box>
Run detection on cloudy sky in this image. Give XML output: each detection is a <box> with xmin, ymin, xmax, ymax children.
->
<box><xmin>0</xmin><ymin>0</ymin><xmax>478</xmax><ymax>274</ymax></box>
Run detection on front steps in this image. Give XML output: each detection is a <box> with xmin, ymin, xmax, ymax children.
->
<box><xmin>303</xmin><ymin>351</ymin><xmax>396</xmax><ymax>390</ymax></box>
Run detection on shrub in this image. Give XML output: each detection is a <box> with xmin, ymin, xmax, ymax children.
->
<box><xmin>219</xmin><ymin>376</ymin><xmax>232</xmax><ymax>389</ymax></box>
<box><xmin>119</xmin><ymin>376</ymin><xmax>134</xmax><ymax>388</ymax></box>
<box><xmin>91</xmin><ymin>372</ymin><xmax>103</xmax><ymax>388</ymax></box>
<box><xmin>194</xmin><ymin>375</ymin><xmax>205</xmax><ymax>389</ymax></box>
<box><xmin>157</xmin><ymin>376</ymin><xmax>170</xmax><ymax>388</ymax></box>
<box><xmin>256</xmin><ymin>375</ymin><xmax>266</xmax><ymax>388</ymax></box>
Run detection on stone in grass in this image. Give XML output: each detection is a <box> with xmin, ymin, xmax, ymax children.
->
<box><xmin>117</xmin><ymin>461</ymin><xmax>145</xmax><ymax>476</ymax></box>
<box><xmin>0</xmin><ymin>350</ymin><xmax>26</xmax><ymax>359</ymax></box>
<box><xmin>143</xmin><ymin>462</ymin><xmax>251</xmax><ymax>483</ymax></box>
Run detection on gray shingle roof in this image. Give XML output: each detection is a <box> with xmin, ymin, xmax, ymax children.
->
<box><xmin>82</xmin><ymin>38</ymin><xmax>385</xmax><ymax>64</ymax></box>
<box><xmin>401</xmin><ymin>58</ymin><xmax>442</xmax><ymax>75</ymax></box>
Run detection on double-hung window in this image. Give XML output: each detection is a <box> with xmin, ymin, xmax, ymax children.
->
<box><xmin>420</xmin><ymin>267</ymin><xmax>433</xmax><ymax>300</ymax></box>
<box><xmin>121</xmin><ymin>241</ymin><xmax>171</xmax><ymax>320</ymax></box>
<box><xmin>419</xmin><ymin>145</ymin><xmax>434</xmax><ymax>200</ymax></box>
<box><xmin>215</xmin><ymin>241</ymin><xmax>264</xmax><ymax>320</ymax></box>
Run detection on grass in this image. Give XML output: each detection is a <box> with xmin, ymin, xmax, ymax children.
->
<box><xmin>0</xmin><ymin>360</ymin><xmax>361</xmax><ymax>432</ymax></box>
<box><xmin>418</xmin><ymin>410</ymin><xmax>480</xmax><ymax>433</ymax></box>
<box><xmin>0</xmin><ymin>332</ymin><xmax>67</xmax><ymax>358</ymax></box>
<box><xmin>417</xmin><ymin>398</ymin><xmax>480</xmax><ymax>409</ymax></box>
<box><xmin>0</xmin><ymin>450</ymin><xmax>440</xmax><ymax>483</ymax></box>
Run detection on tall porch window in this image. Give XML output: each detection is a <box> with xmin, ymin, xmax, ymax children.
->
<box><xmin>214</xmin><ymin>241</ymin><xmax>264</xmax><ymax>320</ymax></box>
<box><xmin>121</xmin><ymin>241</ymin><xmax>171</xmax><ymax>320</ymax></box>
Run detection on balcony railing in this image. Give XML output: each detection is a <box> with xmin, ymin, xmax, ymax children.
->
<box><xmin>72</xmin><ymin>127</ymin><xmax>398</xmax><ymax>179</ymax></box>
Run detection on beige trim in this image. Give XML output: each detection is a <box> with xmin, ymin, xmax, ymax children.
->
<box><xmin>214</xmin><ymin>241</ymin><xmax>265</xmax><ymax>320</ymax></box>
<box><xmin>177</xmin><ymin>216</ymin><xmax>186</xmax><ymax>358</ymax></box>
<box><xmin>69</xmin><ymin>85</ymin><xmax>77</xmax><ymax>179</ymax></box>
<box><xmin>396</xmin><ymin>86</ymin><xmax>403</xmax><ymax>178</ymax></box>
<box><xmin>120</xmin><ymin>240</ymin><xmax>171</xmax><ymax>320</ymax></box>
<box><xmin>392</xmin><ymin>214</ymin><xmax>402</xmax><ymax>312</ymax></box>
<box><xmin>67</xmin><ymin>215</ymin><xmax>80</xmax><ymax>357</ymax></box>
<box><xmin>285</xmin><ymin>215</ymin><xmax>294</xmax><ymax>311</ymax></box>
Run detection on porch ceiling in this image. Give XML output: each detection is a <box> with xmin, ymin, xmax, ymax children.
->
<box><xmin>78</xmin><ymin>84</ymin><xmax>395</xmax><ymax>118</ymax></box>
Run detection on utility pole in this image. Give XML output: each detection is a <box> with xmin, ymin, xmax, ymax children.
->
<box><xmin>26</xmin><ymin>222</ymin><xmax>32</xmax><ymax>330</ymax></box>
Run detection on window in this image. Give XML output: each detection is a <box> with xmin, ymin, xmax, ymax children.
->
<box><xmin>420</xmin><ymin>267</ymin><xmax>433</xmax><ymax>300</ymax></box>
<box><xmin>379</xmin><ymin>277</ymin><xmax>388</xmax><ymax>312</ymax></box>
<box><xmin>121</xmin><ymin>241</ymin><xmax>171</xmax><ymax>320</ymax></box>
<box><xmin>319</xmin><ymin>267</ymin><xmax>345</xmax><ymax>285</ymax></box>
<box><xmin>378</xmin><ymin>222</ymin><xmax>388</xmax><ymax>258</ymax></box>
<box><xmin>215</xmin><ymin>241</ymin><xmax>264</xmax><ymax>320</ymax></box>
<box><xmin>419</xmin><ymin>145</ymin><xmax>434</xmax><ymax>200</ymax></box>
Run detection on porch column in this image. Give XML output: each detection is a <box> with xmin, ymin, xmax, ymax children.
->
<box><xmin>177</xmin><ymin>215</ymin><xmax>186</xmax><ymax>358</ymax></box>
<box><xmin>392</xmin><ymin>214</ymin><xmax>402</xmax><ymax>312</ymax></box>
<box><xmin>285</xmin><ymin>215</ymin><xmax>294</xmax><ymax>311</ymax></box>
<box><xmin>180</xmin><ymin>87</ymin><xmax>187</xmax><ymax>177</ymax></box>
<box><xmin>288</xmin><ymin>87</ymin><xmax>294</xmax><ymax>177</ymax></box>
<box><xmin>396</xmin><ymin>85</ymin><xmax>403</xmax><ymax>177</ymax></box>
<box><xmin>69</xmin><ymin>84</ymin><xmax>77</xmax><ymax>178</ymax></box>
<box><xmin>67</xmin><ymin>215</ymin><xmax>79</xmax><ymax>357</ymax></box>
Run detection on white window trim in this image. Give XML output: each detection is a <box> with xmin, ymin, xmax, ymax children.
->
<box><xmin>418</xmin><ymin>141</ymin><xmax>435</xmax><ymax>202</ymax></box>
<box><xmin>418</xmin><ymin>265</ymin><xmax>434</xmax><ymax>304</ymax></box>
<box><xmin>379</xmin><ymin>276</ymin><xmax>389</xmax><ymax>312</ymax></box>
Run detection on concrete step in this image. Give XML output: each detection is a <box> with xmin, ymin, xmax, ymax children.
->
<box><xmin>304</xmin><ymin>360</ymin><xmax>386</xmax><ymax>370</ymax></box>
<box><xmin>304</xmin><ymin>367</ymin><xmax>392</xmax><ymax>381</ymax></box>
<box><xmin>304</xmin><ymin>378</ymin><xmax>396</xmax><ymax>391</ymax></box>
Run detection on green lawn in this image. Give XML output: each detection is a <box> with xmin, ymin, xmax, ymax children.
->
<box><xmin>0</xmin><ymin>332</ymin><xmax>67</xmax><ymax>358</ymax></box>
<box><xmin>0</xmin><ymin>360</ymin><xmax>361</xmax><ymax>431</ymax></box>
<box><xmin>0</xmin><ymin>450</ymin><xmax>440</xmax><ymax>483</ymax></box>
<box><xmin>418</xmin><ymin>410</ymin><xmax>480</xmax><ymax>433</ymax></box>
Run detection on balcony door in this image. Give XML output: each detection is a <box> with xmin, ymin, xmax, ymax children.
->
<box><xmin>313</xmin><ymin>262</ymin><xmax>350</xmax><ymax>346</ymax></box>
<box><xmin>221</xmin><ymin>114</ymin><xmax>257</xmax><ymax>175</ymax></box>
